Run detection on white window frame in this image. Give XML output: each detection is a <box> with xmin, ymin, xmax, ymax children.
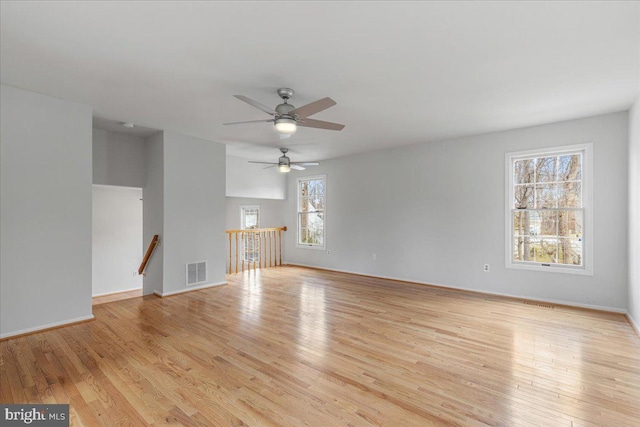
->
<box><xmin>240</xmin><ymin>205</ymin><xmax>260</xmax><ymax>230</ymax></box>
<box><xmin>240</xmin><ymin>205</ymin><xmax>260</xmax><ymax>262</ymax></box>
<box><xmin>505</xmin><ymin>143</ymin><xmax>593</xmax><ymax>275</ymax></box>
<box><xmin>296</xmin><ymin>174</ymin><xmax>326</xmax><ymax>250</ymax></box>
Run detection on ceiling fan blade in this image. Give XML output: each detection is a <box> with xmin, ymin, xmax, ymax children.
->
<box><xmin>290</xmin><ymin>165</ymin><xmax>306</xmax><ymax>171</ymax></box>
<box><xmin>233</xmin><ymin>95</ymin><xmax>276</xmax><ymax>115</ymax></box>
<box><xmin>298</xmin><ymin>118</ymin><xmax>345</xmax><ymax>131</ymax></box>
<box><xmin>263</xmin><ymin>165</ymin><xmax>277</xmax><ymax>170</ymax></box>
<box><xmin>248</xmin><ymin>161</ymin><xmax>278</xmax><ymax>165</ymax></box>
<box><xmin>292</xmin><ymin>162</ymin><xmax>319</xmax><ymax>167</ymax></box>
<box><xmin>290</xmin><ymin>97</ymin><xmax>336</xmax><ymax>118</ymax></box>
<box><xmin>223</xmin><ymin>119</ymin><xmax>274</xmax><ymax>126</ymax></box>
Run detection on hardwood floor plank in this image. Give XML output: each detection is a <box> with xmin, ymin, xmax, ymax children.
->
<box><xmin>2</xmin><ymin>266</ymin><xmax>639</xmax><ymax>426</ymax></box>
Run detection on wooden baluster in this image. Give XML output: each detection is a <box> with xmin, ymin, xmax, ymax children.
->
<box><xmin>235</xmin><ymin>232</ymin><xmax>239</xmax><ymax>274</ymax></box>
<box><xmin>259</xmin><ymin>231</ymin><xmax>262</xmax><ymax>269</ymax></box>
<box><xmin>261</xmin><ymin>231</ymin><xmax>264</xmax><ymax>269</ymax></box>
<box><xmin>241</xmin><ymin>232</ymin><xmax>245</xmax><ymax>273</ymax></box>
<box><xmin>279</xmin><ymin>229</ymin><xmax>282</xmax><ymax>266</ymax></box>
<box><xmin>269</xmin><ymin>230</ymin><xmax>272</xmax><ymax>267</ymax></box>
<box><xmin>228</xmin><ymin>233</ymin><xmax>232</xmax><ymax>274</ymax></box>
<box><xmin>255</xmin><ymin>232</ymin><xmax>258</xmax><ymax>272</ymax></box>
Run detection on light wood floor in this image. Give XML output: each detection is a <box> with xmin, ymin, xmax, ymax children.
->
<box><xmin>1</xmin><ymin>266</ymin><xmax>639</xmax><ymax>426</ymax></box>
<box><xmin>92</xmin><ymin>289</ymin><xmax>143</xmax><ymax>306</ymax></box>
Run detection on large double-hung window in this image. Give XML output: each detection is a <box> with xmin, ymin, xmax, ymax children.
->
<box><xmin>506</xmin><ymin>144</ymin><xmax>592</xmax><ymax>275</ymax></box>
<box><xmin>297</xmin><ymin>176</ymin><xmax>326</xmax><ymax>249</ymax></box>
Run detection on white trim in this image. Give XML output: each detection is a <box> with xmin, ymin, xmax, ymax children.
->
<box><xmin>154</xmin><ymin>281</ymin><xmax>226</xmax><ymax>297</ymax></box>
<box><xmin>0</xmin><ymin>315</ymin><xmax>95</xmax><ymax>339</ymax></box>
<box><xmin>504</xmin><ymin>143</ymin><xmax>594</xmax><ymax>275</ymax></box>
<box><xmin>240</xmin><ymin>204</ymin><xmax>261</xmax><ymax>229</ymax></box>
<box><xmin>92</xmin><ymin>183</ymin><xmax>144</xmax><ymax>190</ymax></box>
<box><xmin>626</xmin><ymin>313</ymin><xmax>640</xmax><ymax>337</ymax></box>
<box><xmin>296</xmin><ymin>174</ymin><xmax>327</xmax><ymax>250</ymax></box>
<box><xmin>92</xmin><ymin>287</ymin><xmax>142</xmax><ymax>297</ymax></box>
<box><xmin>285</xmin><ymin>263</ymin><xmax>625</xmax><ymax>314</ymax></box>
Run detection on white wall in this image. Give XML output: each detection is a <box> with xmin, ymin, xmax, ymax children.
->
<box><xmin>1</xmin><ymin>84</ymin><xmax>93</xmax><ymax>338</ymax></box>
<box><xmin>225</xmin><ymin>197</ymin><xmax>287</xmax><ymax>230</ymax></box>
<box><xmin>92</xmin><ymin>185</ymin><xmax>143</xmax><ymax>296</ymax></box>
<box><xmin>226</xmin><ymin>155</ymin><xmax>286</xmax><ymax>199</ymax></box>
<box><xmin>142</xmin><ymin>132</ymin><xmax>164</xmax><ymax>295</ymax></box>
<box><xmin>286</xmin><ymin>112</ymin><xmax>629</xmax><ymax>311</ymax></box>
<box><xmin>629</xmin><ymin>101</ymin><xmax>640</xmax><ymax>327</ymax></box>
<box><xmin>93</xmin><ymin>128</ymin><xmax>147</xmax><ymax>187</ymax></box>
<box><xmin>162</xmin><ymin>131</ymin><xmax>226</xmax><ymax>295</ymax></box>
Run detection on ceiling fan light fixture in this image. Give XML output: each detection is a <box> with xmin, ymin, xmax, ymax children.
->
<box><xmin>274</xmin><ymin>118</ymin><xmax>297</xmax><ymax>135</ymax></box>
<box><xmin>278</xmin><ymin>164</ymin><xmax>291</xmax><ymax>173</ymax></box>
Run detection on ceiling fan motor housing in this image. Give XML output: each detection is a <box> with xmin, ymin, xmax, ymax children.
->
<box><xmin>275</xmin><ymin>103</ymin><xmax>296</xmax><ymax>116</ymax></box>
<box><xmin>279</xmin><ymin>155</ymin><xmax>290</xmax><ymax>166</ymax></box>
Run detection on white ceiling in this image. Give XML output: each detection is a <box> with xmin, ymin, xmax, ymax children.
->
<box><xmin>1</xmin><ymin>1</ymin><xmax>638</xmax><ymax>163</ymax></box>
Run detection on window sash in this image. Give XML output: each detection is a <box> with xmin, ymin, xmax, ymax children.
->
<box><xmin>511</xmin><ymin>208</ymin><xmax>584</xmax><ymax>266</ymax></box>
<box><xmin>297</xmin><ymin>176</ymin><xmax>326</xmax><ymax>248</ymax></box>
<box><xmin>505</xmin><ymin>144</ymin><xmax>592</xmax><ymax>275</ymax></box>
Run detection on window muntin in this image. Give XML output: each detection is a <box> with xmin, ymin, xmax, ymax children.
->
<box><xmin>241</xmin><ymin>205</ymin><xmax>260</xmax><ymax>262</ymax></box>
<box><xmin>507</xmin><ymin>145</ymin><xmax>592</xmax><ymax>274</ymax></box>
<box><xmin>241</xmin><ymin>205</ymin><xmax>260</xmax><ymax>230</ymax></box>
<box><xmin>297</xmin><ymin>176</ymin><xmax>325</xmax><ymax>248</ymax></box>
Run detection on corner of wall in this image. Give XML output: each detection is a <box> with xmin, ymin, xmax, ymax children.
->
<box><xmin>628</xmin><ymin>99</ymin><xmax>640</xmax><ymax>328</ymax></box>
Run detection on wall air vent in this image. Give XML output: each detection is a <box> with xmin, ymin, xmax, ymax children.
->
<box><xmin>186</xmin><ymin>261</ymin><xmax>207</xmax><ymax>286</ymax></box>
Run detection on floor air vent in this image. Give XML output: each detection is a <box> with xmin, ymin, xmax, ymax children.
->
<box><xmin>523</xmin><ymin>300</ymin><xmax>555</xmax><ymax>309</ymax></box>
<box><xmin>186</xmin><ymin>261</ymin><xmax>207</xmax><ymax>286</ymax></box>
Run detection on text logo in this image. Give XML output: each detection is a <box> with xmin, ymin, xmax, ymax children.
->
<box><xmin>1</xmin><ymin>405</ymin><xmax>69</xmax><ymax>426</ymax></box>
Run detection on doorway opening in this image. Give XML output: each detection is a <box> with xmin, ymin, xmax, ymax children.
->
<box><xmin>92</xmin><ymin>185</ymin><xmax>143</xmax><ymax>305</ymax></box>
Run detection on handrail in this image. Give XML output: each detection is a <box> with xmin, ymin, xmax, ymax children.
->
<box><xmin>225</xmin><ymin>227</ymin><xmax>287</xmax><ymax>233</ymax></box>
<box><xmin>225</xmin><ymin>227</ymin><xmax>286</xmax><ymax>274</ymax></box>
<box><xmin>138</xmin><ymin>234</ymin><xmax>159</xmax><ymax>275</ymax></box>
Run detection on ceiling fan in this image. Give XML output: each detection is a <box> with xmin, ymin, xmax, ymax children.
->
<box><xmin>224</xmin><ymin>88</ymin><xmax>345</xmax><ymax>135</ymax></box>
<box><xmin>249</xmin><ymin>148</ymin><xmax>319</xmax><ymax>173</ymax></box>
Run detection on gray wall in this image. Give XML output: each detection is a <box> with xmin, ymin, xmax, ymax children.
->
<box><xmin>629</xmin><ymin>101</ymin><xmax>640</xmax><ymax>327</ymax></box>
<box><xmin>93</xmin><ymin>128</ymin><xmax>147</xmax><ymax>187</ymax></box>
<box><xmin>142</xmin><ymin>132</ymin><xmax>164</xmax><ymax>295</ymax></box>
<box><xmin>1</xmin><ymin>84</ymin><xmax>93</xmax><ymax>338</ymax></box>
<box><xmin>225</xmin><ymin>197</ymin><xmax>287</xmax><ymax>230</ymax></box>
<box><xmin>92</xmin><ymin>185</ymin><xmax>143</xmax><ymax>296</ymax></box>
<box><xmin>285</xmin><ymin>112</ymin><xmax>629</xmax><ymax>311</ymax></box>
<box><xmin>162</xmin><ymin>131</ymin><xmax>226</xmax><ymax>294</ymax></box>
<box><xmin>226</xmin><ymin>154</ymin><xmax>286</xmax><ymax>199</ymax></box>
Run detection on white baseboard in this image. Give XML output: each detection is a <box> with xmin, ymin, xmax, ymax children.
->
<box><xmin>153</xmin><ymin>281</ymin><xmax>226</xmax><ymax>297</ymax></box>
<box><xmin>285</xmin><ymin>263</ymin><xmax>627</xmax><ymax>314</ymax></box>
<box><xmin>626</xmin><ymin>313</ymin><xmax>640</xmax><ymax>337</ymax></box>
<box><xmin>93</xmin><ymin>287</ymin><xmax>142</xmax><ymax>297</ymax></box>
<box><xmin>0</xmin><ymin>314</ymin><xmax>95</xmax><ymax>340</ymax></box>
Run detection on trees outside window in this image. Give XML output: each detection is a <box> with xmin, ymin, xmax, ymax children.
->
<box><xmin>507</xmin><ymin>144</ymin><xmax>592</xmax><ymax>275</ymax></box>
<box><xmin>297</xmin><ymin>176</ymin><xmax>325</xmax><ymax>248</ymax></box>
<box><xmin>241</xmin><ymin>205</ymin><xmax>260</xmax><ymax>262</ymax></box>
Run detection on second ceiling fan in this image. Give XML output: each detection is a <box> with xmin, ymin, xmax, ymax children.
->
<box><xmin>224</xmin><ymin>88</ymin><xmax>345</xmax><ymax>135</ymax></box>
<box><xmin>249</xmin><ymin>148</ymin><xmax>319</xmax><ymax>173</ymax></box>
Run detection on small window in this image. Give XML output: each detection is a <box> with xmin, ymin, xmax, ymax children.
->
<box><xmin>241</xmin><ymin>205</ymin><xmax>260</xmax><ymax>262</ymax></box>
<box><xmin>297</xmin><ymin>176</ymin><xmax>326</xmax><ymax>249</ymax></box>
<box><xmin>241</xmin><ymin>205</ymin><xmax>260</xmax><ymax>230</ymax></box>
<box><xmin>506</xmin><ymin>144</ymin><xmax>592</xmax><ymax>275</ymax></box>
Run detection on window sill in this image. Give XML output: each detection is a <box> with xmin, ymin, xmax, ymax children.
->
<box><xmin>506</xmin><ymin>262</ymin><xmax>593</xmax><ymax>276</ymax></box>
<box><xmin>296</xmin><ymin>244</ymin><xmax>326</xmax><ymax>251</ymax></box>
